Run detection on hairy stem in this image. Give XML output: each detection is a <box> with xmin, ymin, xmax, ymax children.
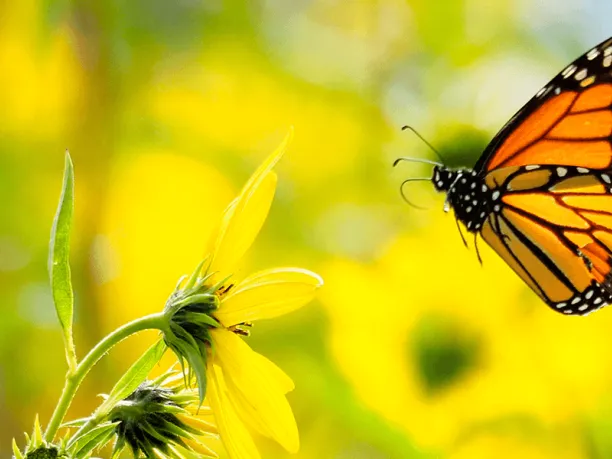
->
<box><xmin>44</xmin><ymin>312</ymin><xmax>167</xmax><ymax>442</ymax></box>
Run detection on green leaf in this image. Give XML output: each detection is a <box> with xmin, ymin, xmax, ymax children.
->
<box><xmin>48</xmin><ymin>151</ymin><xmax>76</xmax><ymax>370</ymax></box>
<box><xmin>100</xmin><ymin>339</ymin><xmax>167</xmax><ymax>413</ymax></box>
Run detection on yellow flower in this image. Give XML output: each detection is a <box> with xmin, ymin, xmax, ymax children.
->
<box><xmin>163</xmin><ymin>129</ymin><xmax>323</xmax><ymax>459</ymax></box>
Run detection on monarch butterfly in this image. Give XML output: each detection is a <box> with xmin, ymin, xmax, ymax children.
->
<box><xmin>399</xmin><ymin>36</ymin><xmax>612</xmax><ymax>316</ymax></box>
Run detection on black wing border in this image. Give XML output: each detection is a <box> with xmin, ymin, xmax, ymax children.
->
<box><xmin>474</xmin><ymin>36</ymin><xmax>612</xmax><ymax>174</ymax></box>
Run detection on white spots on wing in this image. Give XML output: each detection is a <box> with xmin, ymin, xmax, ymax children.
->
<box><xmin>466</xmin><ymin>206</ymin><xmax>472</xmax><ymax>213</ymax></box>
<box><xmin>605</xmin><ymin>46</ymin><xmax>612</xmax><ymax>57</ymax></box>
<box><xmin>587</xmin><ymin>48</ymin><xmax>600</xmax><ymax>60</ymax></box>
<box><xmin>480</xmin><ymin>212</ymin><xmax>486</xmax><ymax>218</ymax></box>
<box><xmin>602</xmin><ymin>173</ymin><xmax>611</xmax><ymax>184</ymax></box>
<box><xmin>594</xmin><ymin>297</ymin><xmax>603</xmax><ymax>305</ymax></box>
<box><xmin>586</xmin><ymin>290</ymin><xmax>594</xmax><ymax>300</ymax></box>
<box><xmin>536</xmin><ymin>86</ymin><xmax>549</xmax><ymax>97</ymax></box>
<box><xmin>481</xmin><ymin>184</ymin><xmax>488</xmax><ymax>192</ymax></box>
<box><xmin>555</xmin><ymin>302</ymin><xmax>566</xmax><ymax>309</ymax></box>
<box><xmin>571</xmin><ymin>296</ymin><xmax>581</xmax><ymax>305</ymax></box>
<box><xmin>493</xmin><ymin>204</ymin><xmax>501</xmax><ymax>212</ymax></box>
<box><xmin>434</xmin><ymin>171</ymin><xmax>440</xmax><ymax>182</ymax></box>
<box><xmin>577</xmin><ymin>167</ymin><xmax>590</xmax><ymax>173</ymax></box>
<box><xmin>554</xmin><ymin>87</ymin><xmax>561</xmax><ymax>95</ymax></box>
<box><xmin>437</xmin><ymin>181</ymin><xmax>444</xmax><ymax>187</ymax></box>
<box><xmin>492</xmin><ymin>190</ymin><xmax>500</xmax><ymax>200</ymax></box>
<box><xmin>461</xmin><ymin>178</ymin><xmax>467</xmax><ymax>184</ymax></box>
<box><xmin>557</xmin><ymin>167</ymin><xmax>568</xmax><ymax>177</ymax></box>
<box><xmin>562</xmin><ymin>64</ymin><xmax>577</xmax><ymax>79</ymax></box>
<box><xmin>578</xmin><ymin>304</ymin><xmax>589</xmax><ymax>311</ymax></box>
<box><xmin>524</xmin><ymin>165</ymin><xmax>540</xmax><ymax>171</ymax></box>
<box><xmin>604</xmin><ymin>55</ymin><xmax>612</xmax><ymax>68</ymax></box>
<box><xmin>472</xmin><ymin>200</ymin><xmax>478</xmax><ymax>206</ymax></box>
<box><xmin>470</xmin><ymin>182</ymin><xmax>476</xmax><ymax>189</ymax></box>
<box><xmin>575</xmin><ymin>68</ymin><xmax>588</xmax><ymax>81</ymax></box>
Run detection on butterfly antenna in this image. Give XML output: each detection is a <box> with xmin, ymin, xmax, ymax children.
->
<box><xmin>401</xmin><ymin>125</ymin><xmax>446</xmax><ymax>164</ymax></box>
<box><xmin>393</xmin><ymin>157</ymin><xmax>443</xmax><ymax>168</ymax></box>
<box><xmin>398</xmin><ymin>177</ymin><xmax>431</xmax><ymax>210</ymax></box>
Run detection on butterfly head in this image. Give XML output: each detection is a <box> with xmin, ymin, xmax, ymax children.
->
<box><xmin>431</xmin><ymin>165</ymin><xmax>490</xmax><ymax>231</ymax></box>
<box><xmin>431</xmin><ymin>165</ymin><xmax>460</xmax><ymax>193</ymax></box>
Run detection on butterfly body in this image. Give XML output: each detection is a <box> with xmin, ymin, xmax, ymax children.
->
<box><xmin>433</xmin><ymin>166</ymin><xmax>497</xmax><ymax>232</ymax></box>
<box><xmin>418</xmin><ymin>36</ymin><xmax>612</xmax><ymax>316</ymax></box>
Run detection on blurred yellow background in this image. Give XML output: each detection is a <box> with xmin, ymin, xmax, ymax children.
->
<box><xmin>3</xmin><ymin>0</ymin><xmax>612</xmax><ymax>457</ymax></box>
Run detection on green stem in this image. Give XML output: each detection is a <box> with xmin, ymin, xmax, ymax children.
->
<box><xmin>44</xmin><ymin>312</ymin><xmax>167</xmax><ymax>442</ymax></box>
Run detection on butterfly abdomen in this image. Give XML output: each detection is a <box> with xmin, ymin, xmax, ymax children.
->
<box><xmin>432</xmin><ymin>165</ymin><xmax>499</xmax><ymax>232</ymax></box>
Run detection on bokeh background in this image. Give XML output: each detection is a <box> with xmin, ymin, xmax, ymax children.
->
<box><xmin>3</xmin><ymin>0</ymin><xmax>612</xmax><ymax>457</ymax></box>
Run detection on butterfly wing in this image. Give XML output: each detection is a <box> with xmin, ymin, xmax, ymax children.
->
<box><xmin>474</xmin><ymin>36</ymin><xmax>612</xmax><ymax>174</ymax></box>
<box><xmin>480</xmin><ymin>167</ymin><xmax>612</xmax><ymax>315</ymax></box>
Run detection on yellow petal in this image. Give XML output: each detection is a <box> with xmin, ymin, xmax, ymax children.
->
<box><xmin>179</xmin><ymin>440</ymin><xmax>219</xmax><ymax>459</ymax></box>
<box><xmin>241</xmin><ymin>128</ymin><xmax>292</xmax><ymax>197</ymax></box>
<box><xmin>211</xmin><ymin>328</ymin><xmax>300</xmax><ymax>453</ymax></box>
<box><xmin>251</xmin><ymin>351</ymin><xmax>295</xmax><ymax>394</ymax></box>
<box><xmin>179</xmin><ymin>414</ymin><xmax>219</xmax><ymax>435</ymax></box>
<box><xmin>207</xmin><ymin>129</ymin><xmax>293</xmax><ymax>276</ymax></box>
<box><xmin>216</xmin><ymin>268</ymin><xmax>323</xmax><ymax>326</ymax></box>
<box><xmin>207</xmin><ymin>363</ymin><xmax>261</xmax><ymax>459</ymax></box>
<box><xmin>213</xmin><ymin>352</ymin><xmax>294</xmax><ymax>436</ymax></box>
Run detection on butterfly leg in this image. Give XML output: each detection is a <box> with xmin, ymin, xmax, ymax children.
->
<box><xmin>474</xmin><ymin>234</ymin><xmax>483</xmax><ymax>265</ymax></box>
<box><xmin>455</xmin><ymin>216</ymin><xmax>469</xmax><ymax>248</ymax></box>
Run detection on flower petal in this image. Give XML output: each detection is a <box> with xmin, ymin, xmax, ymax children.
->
<box><xmin>250</xmin><ymin>352</ymin><xmax>295</xmax><ymax>394</ymax></box>
<box><xmin>177</xmin><ymin>440</ymin><xmax>219</xmax><ymax>459</ymax></box>
<box><xmin>216</xmin><ymin>268</ymin><xmax>323</xmax><ymax>326</ymax></box>
<box><xmin>207</xmin><ymin>129</ymin><xmax>293</xmax><ymax>276</ymax></box>
<box><xmin>211</xmin><ymin>328</ymin><xmax>300</xmax><ymax>453</ymax></box>
<box><xmin>207</xmin><ymin>364</ymin><xmax>261</xmax><ymax>459</ymax></box>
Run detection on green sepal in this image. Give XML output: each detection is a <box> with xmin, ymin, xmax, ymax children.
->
<box><xmin>48</xmin><ymin>152</ymin><xmax>77</xmax><ymax>370</ymax></box>
<box><xmin>173</xmin><ymin>293</ymin><xmax>218</xmax><ymax>309</ymax></box>
<box><xmin>173</xmin><ymin>275</ymin><xmax>187</xmax><ymax>292</ymax></box>
<box><xmin>139</xmin><ymin>420</ymin><xmax>171</xmax><ymax>445</ymax></box>
<box><xmin>167</xmin><ymin>324</ymin><xmax>208</xmax><ymax>405</ymax></box>
<box><xmin>208</xmin><ymin>274</ymin><xmax>233</xmax><ymax>295</ymax></box>
<box><xmin>60</xmin><ymin>418</ymin><xmax>88</xmax><ymax>428</ymax></box>
<box><xmin>23</xmin><ymin>446</ymin><xmax>60</xmax><ymax>459</ymax></box>
<box><xmin>99</xmin><ymin>339</ymin><xmax>167</xmax><ymax>414</ymax></box>
<box><xmin>29</xmin><ymin>414</ymin><xmax>43</xmax><ymax>450</ymax></box>
<box><xmin>180</xmin><ymin>311</ymin><xmax>222</xmax><ymax>328</ymax></box>
<box><xmin>12</xmin><ymin>438</ymin><xmax>24</xmax><ymax>459</ymax></box>
<box><xmin>183</xmin><ymin>259</ymin><xmax>207</xmax><ymax>291</ymax></box>
<box><xmin>68</xmin><ymin>422</ymin><xmax>118</xmax><ymax>459</ymax></box>
<box><xmin>110</xmin><ymin>434</ymin><xmax>125</xmax><ymax>459</ymax></box>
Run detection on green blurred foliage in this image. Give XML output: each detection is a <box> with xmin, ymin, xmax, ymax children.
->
<box><xmin>2</xmin><ymin>0</ymin><xmax>612</xmax><ymax>458</ymax></box>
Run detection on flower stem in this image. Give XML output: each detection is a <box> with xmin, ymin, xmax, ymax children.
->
<box><xmin>44</xmin><ymin>312</ymin><xmax>167</xmax><ymax>442</ymax></box>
